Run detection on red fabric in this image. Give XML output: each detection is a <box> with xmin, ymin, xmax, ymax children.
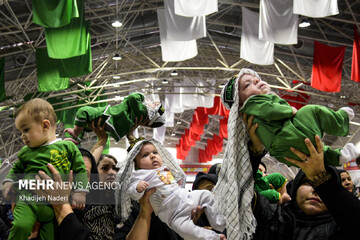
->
<box><xmin>190</xmin><ymin>123</ymin><xmax>204</xmax><ymax>135</ymax></box>
<box><xmin>311</xmin><ymin>41</ymin><xmax>345</xmax><ymax>92</ymax></box>
<box><xmin>279</xmin><ymin>89</ymin><xmax>310</xmax><ymax>109</ymax></box>
<box><xmin>193</xmin><ymin>107</ymin><xmax>209</xmax><ymax>125</ymax></box>
<box><xmin>219</xmin><ymin>117</ymin><xmax>228</xmax><ymax>138</ymax></box>
<box><xmin>352</xmin><ymin>26</ymin><xmax>360</xmax><ymax>83</ymax></box>
<box><xmin>176</xmin><ymin>144</ymin><xmax>187</xmax><ymax>160</ymax></box>
<box><xmin>205</xmin><ymin>134</ymin><xmax>223</xmax><ymax>157</ymax></box>
<box><xmin>199</xmin><ymin>149</ymin><xmax>212</xmax><ymax>163</ymax></box>
<box><xmin>205</xmin><ymin>96</ymin><xmax>220</xmax><ymax>115</ymax></box>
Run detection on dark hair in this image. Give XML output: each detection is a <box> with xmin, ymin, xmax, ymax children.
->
<box><xmin>356</xmin><ymin>156</ymin><xmax>360</xmax><ymax>167</ymax></box>
<box><xmin>259</xmin><ymin>162</ymin><xmax>267</xmax><ymax>173</ymax></box>
<box><xmin>79</xmin><ymin>148</ymin><xmax>95</xmax><ymax>162</ymax></box>
<box><xmin>97</xmin><ymin>154</ymin><xmax>118</xmax><ymax>166</ymax></box>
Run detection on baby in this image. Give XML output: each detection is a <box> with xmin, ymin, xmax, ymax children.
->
<box><xmin>2</xmin><ymin>98</ymin><xmax>88</xmax><ymax>240</ymax></box>
<box><xmin>222</xmin><ymin>68</ymin><xmax>359</xmax><ymax>167</ymax></box>
<box><xmin>116</xmin><ymin>139</ymin><xmax>226</xmax><ymax>240</ymax></box>
<box><xmin>255</xmin><ymin>162</ymin><xmax>291</xmax><ymax>205</ymax></box>
<box><xmin>64</xmin><ymin>92</ymin><xmax>165</xmax><ymax>144</ymax></box>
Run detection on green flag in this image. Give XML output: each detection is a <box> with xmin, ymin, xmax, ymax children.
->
<box><xmin>36</xmin><ymin>48</ymin><xmax>69</xmax><ymax>92</ymax></box>
<box><xmin>58</xmin><ymin>21</ymin><xmax>92</xmax><ymax>77</ymax></box>
<box><xmin>45</xmin><ymin>0</ymin><xmax>87</xmax><ymax>59</ymax></box>
<box><xmin>32</xmin><ymin>0</ymin><xmax>79</xmax><ymax>28</ymax></box>
<box><xmin>0</xmin><ymin>58</ymin><xmax>5</xmax><ymax>101</ymax></box>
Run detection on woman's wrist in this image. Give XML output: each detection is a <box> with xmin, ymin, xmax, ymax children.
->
<box><xmin>53</xmin><ymin>203</ymin><xmax>73</xmax><ymax>226</ymax></box>
<box><xmin>307</xmin><ymin>171</ymin><xmax>331</xmax><ymax>188</ymax></box>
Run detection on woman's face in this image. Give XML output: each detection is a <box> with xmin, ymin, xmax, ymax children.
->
<box><xmin>97</xmin><ymin>157</ymin><xmax>119</xmax><ymax>184</ymax></box>
<box><xmin>296</xmin><ymin>181</ymin><xmax>327</xmax><ymax>215</ymax></box>
<box><xmin>340</xmin><ymin>172</ymin><xmax>353</xmax><ymax>193</ymax></box>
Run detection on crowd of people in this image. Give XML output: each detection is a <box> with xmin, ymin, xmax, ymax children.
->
<box><xmin>0</xmin><ymin>68</ymin><xmax>359</xmax><ymax>240</ymax></box>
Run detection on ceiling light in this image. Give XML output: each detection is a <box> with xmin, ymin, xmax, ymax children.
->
<box><xmin>157</xmin><ymin>87</ymin><xmax>162</xmax><ymax>91</ymax></box>
<box><xmin>171</xmin><ymin>133</ymin><xmax>176</xmax><ymax>136</ymax></box>
<box><xmin>171</xmin><ymin>70</ymin><xmax>178</xmax><ymax>76</ymax></box>
<box><xmin>113</xmin><ymin>75</ymin><xmax>121</xmax><ymax>79</ymax></box>
<box><xmin>177</xmin><ymin>121</ymin><xmax>182</xmax><ymax>124</ymax></box>
<box><xmin>112</xmin><ymin>53</ymin><xmax>122</xmax><ymax>60</ymax></box>
<box><xmin>167</xmin><ymin>141</ymin><xmax>171</xmax><ymax>145</ymax></box>
<box><xmin>340</xmin><ymin>95</ymin><xmax>346</xmax><ymax>99</ymax></box>
<box><xmin>219</xmin><ymin>84</ymin><xmax>225</xmax><ymax>88</ymax></box>
<box><xmin>112</xmin><ymin>20</ymin><xmax>123</xmax><ymax>28</ymax></box>
<box><xmin>299</xmin><ymin>18</ymin><xmax>310</xmax><ymax>28</ymax></box>
<box><xmin>162</xmin><ymin>79</ymin><xmax>168</xmax><ymax>84</ymax></box>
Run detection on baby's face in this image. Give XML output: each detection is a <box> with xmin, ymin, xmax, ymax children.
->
<box><xmin>238</xmin><ymin>74</ymin><xmax>271</xmax><ymax>103</ymax></box>
<box><xmin>135</xmin><ymin>143</ymin><xmax>163</xmax><ymax>169</ymax></box>
<box><xmin>145</xmin><ymin>100</ymin><xmax>160</xmax><ymax>109</ymax></box>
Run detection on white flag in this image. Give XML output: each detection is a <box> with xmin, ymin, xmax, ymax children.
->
<box><xmin>164</xmin><ymin>0</ymin><xmax>206</xmax><ymax>41</ymax></box>
<box><xmin>174</xmin><ymin>0</ymin><xmax>218</xmax><ymax>17</ymax></box>
<box><xmin>157</xmin><ymin>9</ymin><xmax>198</xmax><ymax>62</ymax></box>
<box><xmin>153</xmin><ymin>126</ymin><xmax>166</xmax><ymax>144</ymax></box>
<box><xmin>259</xmin><ymin>0</ymin><xmax>298</xmax><ymax>45</ymax></box>
<box><xmin>293</xmin><ymin>0</ymin><xmax>339</xmax><ymax>18</ymax></box>
<box><xmin>241</xmin><ymin>7</ymin><xmax>274</xmax><ymax>65</ymax></box>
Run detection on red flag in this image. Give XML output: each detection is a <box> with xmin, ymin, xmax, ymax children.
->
<box><xmin>352</xmin><ymin>26</ymin><xmax>360</xmax><ymax>83</ymax></box>
<box><xmin>279</xmin><ymin>89</ymin><xmax>310</xmax><ymax>109</ymax></box>
<box><xmin>311</xmin><ymin>41</ymin><xmax>345</xmax><ymax>92</ymax></box>
<box><xmin>219</xmin><ymin>118</ymin><xmax>228</xmax><ymax>138</ymax></box>
<box><xmin>199</xmin><ymin>149</ymin><xmax>212</xmax><ymax>163</ymax></box>
<box><xmin>193</xmin><ymin>107</ymin><xmax>209</xmax><ymax>125</ymax></box>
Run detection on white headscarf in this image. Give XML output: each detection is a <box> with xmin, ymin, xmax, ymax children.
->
<box><xmin>213</xmin><ymin>68</ymin><xmax>258</xmax><ymax>239</ymax></box>
<box><xmin>115</xmin><ymin>138</ymin><xmax>186</xmax><ymax>224</ymax></box>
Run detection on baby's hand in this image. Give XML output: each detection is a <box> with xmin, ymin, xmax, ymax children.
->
<box><xmin>2</xmin><ymin>182</ymin><xmax>15</xmax><ymax>201</ymax></box>
<box><xmin>136</xmin><ymin>181</ymin><xmax>149</xmax><ymax>193</ymax></box>
<box><xmin>71</xmin><ymin>192</ymin><xmax>86</xmax><ymax>210</ymax></box>
<box><xmin>291</xmin><ymin>107</ymin><xmax>297</xmax><ymax>116</ymax></box>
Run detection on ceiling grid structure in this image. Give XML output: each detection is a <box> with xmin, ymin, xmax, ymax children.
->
<box><xmin>0</xmin><ymin>0</ymin><xmax>359</xmax><ymax>161</ymax></box>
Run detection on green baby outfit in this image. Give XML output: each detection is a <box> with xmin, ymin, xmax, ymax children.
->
<box><xmin>74</xmin><ymin>92</ymin><xmax>148</xmax><ymax>141</ymax></box>
<box><xmin>240</xmin><ymin>94</ymin><xmax>350</xmax><ymax>166</ymax></box>
<box><xmin>254</xmin><ymin>170</ymin><xmax>287</xmax><ymax>203</ymax></box>
<box><xmin>4</xmin><ymin>139</ymin><xmax>88</xmax><ymax>240</ymax></box>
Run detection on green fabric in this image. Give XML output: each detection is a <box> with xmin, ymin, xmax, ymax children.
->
<box><xmin>103</xmin><ymin>137</ymin><xmax>110</xmax><ymax>154</ymax></box>
<box><xmin>10</xmin><ymin>204</ymin><xmax>55</xmax><ymax>240</ymax></box>
<box><xmin>45</xmin><ymin>0</ymin><xmax>87</xmax><ymax>59</ymax></box>
<box><xmin>241</xmin><ymin>94</ymin><xmax>350</xmax><ymax>166</ymax></box>
<box><xmin>32</xmin><ymin>0</ymin><xmax>79</xmax><ymax>28</ymax></box>
<box><xmin>254</xmin><ymin>170</ymin><xmax>285</xmax><ymax>204</ymax></box>
<box><xmin>0</xmin><ymin>58</ymin><xmax>5</xmax><ymax>101</ymax></box>
<box><xmin>36</xmin><ymin>48</ymin><xmax>69</xmax><ymax>92</ymax></box>
<box><xmin>58</xmin><ymin>21</ymin><xmax>92</xmax><ymax>77</ymax></box>
<box><xmin>5</xmin><ymin>140</ymin><xmax>88</xmax><ymax>191</ymax></box>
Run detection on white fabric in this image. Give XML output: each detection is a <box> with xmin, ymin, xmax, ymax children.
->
<box><xmin>214</xmin><ymin>70</ymin><xmax>256</xmax><ymax>239</ymax></box>
<box><xmin>153</xmin><ymin>126</ymin><xmax>166</xmax><ymax>144</ymax></box>
<box><xmin>157</xmin><ymin>9</ymin><xmax>198</xmax><ymax>62</ymax></box>
<box><xmin>241</xmin><ymin>7</ymin><xmax>274</xmax><ymax>65</ymax></box>
<box><xmin>164</xmin><ymin>0</ymin><xmax>206</xmax><ymax>41</ymax></box>
<box><xmin>340</xmin><ymin>143</ymin><xmax>360</xmax><ymax>165</ymax></box>
<box><xmin>157</xmin><ymin>188</ymin><xmax>225</xmax><ymax>240</ymax></box>
<box><xmin>115</xmin><ymin>139</ymin><xmax>186</xmax><ymax>223</ymax></box>
<box><xmin>293</xmin><ymin>0</ymin><xmax>339</xmax><ymax>18</ymax></box>
<box><xmin>128</xmin><ymin>166</ymin><xmax>181</xmax><ymax>213</ymax></box>
<box><xmin>195</xmin><ymin>78</ymin><xmax>215</xmax><ymax>108</ymax></box>
<box><xmin>259</xmin><ymin>0</ymin><xmax>298</xmax><ymax>45</ymax></box>
<box><xmin>164</xmin><ymin>108</ymin><xmax>174</xmax><ymax>127</ymax></box>
<box><xmin>174</xmin><ymin>0</ymin><xmax>218</xmax><ymax>17</ymax></box>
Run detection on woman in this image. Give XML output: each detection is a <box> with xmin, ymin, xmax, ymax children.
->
<box><xmin>251</xmin><ymin>135</ymin><xmax>360</xmax><ymax>240</ymax></box>
<box><xmin>338</xmin><ymin>169</ymin><xmax>356</xmax><ymax>195</ymax></box>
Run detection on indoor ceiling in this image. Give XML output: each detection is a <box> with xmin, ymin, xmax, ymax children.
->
<box><xmin>0</xmin><ymin>0</ymin><xmax>359</xmax><ymax>161</ymax></box>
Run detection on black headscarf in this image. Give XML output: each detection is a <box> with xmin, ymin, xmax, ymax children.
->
<box><xmin>279</xmin><ymin>166</ymin><xmax>340</xmax><ymax>239</ymax></box>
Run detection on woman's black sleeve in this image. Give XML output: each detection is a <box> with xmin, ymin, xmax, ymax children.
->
<box><xmin>315</xmin><ymin>171</ymin><xmax>360</xmax><ymax>239</ymax></box>
<box><xmin>57</xmin><ymin>213</ymin><xmax>90</xmax><ymax>240</ymax></box>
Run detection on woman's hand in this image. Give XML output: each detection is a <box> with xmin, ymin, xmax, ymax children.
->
<box><xmin>33</xmin><ymin>164</ymin><xmax>74</xmax><ymax>225</ymax></box>
<box><xmin>127</xmin><ymin>116</ymin><xmax>149</xmax><ymax>141</ymax></box>
<box><xmin>139</xmin><ymin>188</ymin><xmax>156</xmax><ymax>216</ymax></box>
<box><xmin>242</xmin><ymin>113</ymin><xmax>265</xmax><ymax>154</ymax></box>
<box><xmin>284</xmin><ymin>135</ymin><xmax>326</xmax><ymax>181</ymax></box>
<box><xmin>88</xmin><ymin>118</ymin><xmax>108</xmax><ymax>140</ymax></box>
